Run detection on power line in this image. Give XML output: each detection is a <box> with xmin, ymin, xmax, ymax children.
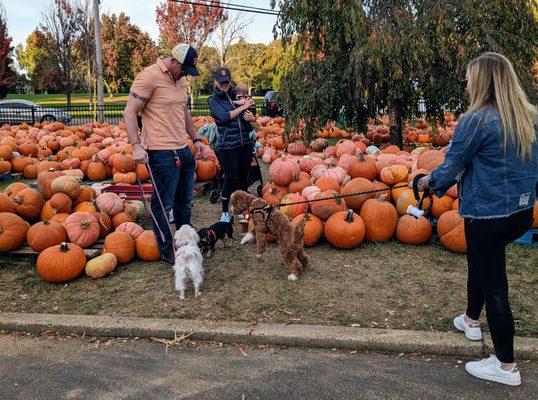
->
<box><xmin>168</xmin><ymin>0</ymin><xmax>280</xmax><ymax>16</ymax></box>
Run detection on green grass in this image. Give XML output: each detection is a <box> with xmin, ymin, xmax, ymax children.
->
<box><xmin>5</xmin><ymin>93</ymin><xmax>264</xmax><ymax>107</ymax></box>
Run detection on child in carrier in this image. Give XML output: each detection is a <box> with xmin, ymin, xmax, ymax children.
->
<box><xmin>233</xmin><ymin>84</ymin><xmax>262</xmax><ymax>152</ymax></box>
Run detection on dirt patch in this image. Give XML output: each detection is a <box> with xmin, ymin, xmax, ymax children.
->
<box><xmin>1</xmin><ymin>194</ymin><xmax>537</xmax><ymax>336</ymax></box>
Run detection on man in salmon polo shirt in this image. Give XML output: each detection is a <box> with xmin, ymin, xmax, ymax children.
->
<box><xmin>123</xmin><ymin>43</ymin><xmax>204</xmax><ymax>264</ymax></box>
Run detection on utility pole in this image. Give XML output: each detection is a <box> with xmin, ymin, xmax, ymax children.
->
<box><xmin>93</xmin><ymin>0</ymin><xmax>104</xmax><ymax>122</ymax></box>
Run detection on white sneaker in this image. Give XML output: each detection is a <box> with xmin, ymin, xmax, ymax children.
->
<box><xmin>453</xmin><ymin>314</ymin><xmax>482</xmax><ymax>341</ymax></box>
<box><xmin>465</xmin><ymin>355</ymin><xmax>521</xmax><ymax>386</ymax></box>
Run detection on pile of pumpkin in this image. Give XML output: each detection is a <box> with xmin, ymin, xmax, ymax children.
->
<box><xmin>254</xmin><ymin>112</ymin><xmax>458</xmax><ymax>155</ymax></box>
<box><xmin>0</xmin><ymin>120</ymin><xmax>220</xmax><ymax>284</ymax></box>
<box><xmin>0</xmin><ymin>172</ymin><xmax>161</xmax><ymax>283</ymax></box>
<box><xmin>0</xmin><ymin>121</ymin><xmax>219</xmax><ymax>185</ymax></box>
<box><xmin>259</xmin><ymin>140</ymin><xmax>469</xmax><ymax>253</ymax></box>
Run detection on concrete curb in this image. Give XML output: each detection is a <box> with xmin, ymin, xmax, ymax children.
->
<box><xmin>1</xmin><ymin>313</ymin><xmax>537</xmax><ymax>359</ymax></box>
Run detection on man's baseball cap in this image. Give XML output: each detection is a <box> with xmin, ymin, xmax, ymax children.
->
<box><xmin>171</xmin><ymin>44</ymin><xmax>200</xmax><ymax>77</ymax></box>
<box><xmin>214</xmin><ymin>67</ymin><xmax>231</xmax><ymax>83</ymax></box>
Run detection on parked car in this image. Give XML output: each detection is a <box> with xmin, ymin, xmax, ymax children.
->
<box><xmin>0</xmin><ymin>99</ymin><xmax>72</xmax><ymax>125</ymax></box>
<box><xmin>261</xmin><ymin>91</ymin><xmax>284</xmax><ymax>117</ymax></box>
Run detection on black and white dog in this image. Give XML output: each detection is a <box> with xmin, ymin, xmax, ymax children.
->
<box><xmin>197</xmin><ymin>219</ymin><xmax>234</xmax><ymax>258</ymax></box>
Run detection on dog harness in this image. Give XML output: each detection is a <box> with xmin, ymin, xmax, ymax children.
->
<box><xmin>248</xmin><ymin>204</ymin><xmax>274</xmax><ymax>234</ymax></box>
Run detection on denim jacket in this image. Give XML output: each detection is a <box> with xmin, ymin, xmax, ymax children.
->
<box><xmin>429</xmin><ymin>106</ymin><xmax>538</xmax><ymax>219</ymax></box>
<box><xmin>208</xmin><ymin>87</ymin><xmax>253</xmax><ymax>150</ymax></box>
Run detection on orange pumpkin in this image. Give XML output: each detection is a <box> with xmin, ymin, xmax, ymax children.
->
<box><xmin>437</xmin><ymin>210</ymin><xmax>467</xmax><ymax>253</ymax></box>
<box><xmin>291</xmin><ymin>212</ymin><xmax>324</xmax><ymax>247</ymax></box>
<box><xmin>92</xmin><ymin>211</ymin><xmax>112</xmax><ymax>238</ymax></box>
<box><xmin>103</xmin><ymin>231</ymin><xmax>135</xmax><ymax>264</ymax></box>
<box><xmin>13</xmin><ymin>188</ymin><xmax>43</xmax><ymax>220</ymax></box>
<box><xmin>396</xmin><ymin>189</ymin><xmax>431</xmax><ymax>216</ymax></box>
<box><xmin>431</xmin><ymin>195</ymin><xmax>454</xmax><ymax>218</ymax></box>
<box><xmin>27</xmin><ymin>220</ymin><xmax>67</xmax><ymax>252</ymax></box>
<box><xmin>417</xmin><ymin>150</ymin><xmax>445</xmax><ymax>172</ymax></box>
<box><xmin>135</xmin><ymin>163</ymin><xmax>150</xmax><ymax>182</ymax></box>
<box><xmin>5</xmin><ymin>182</ymin><xmax>29</xmax><ymax>199</ymax></box>
<box><xmin>37</xmin><ymin>242</ymin><xmax>86</xmax><ymax>283</ymax></box>
<box><xmin>360</xmin><ymin>196</ymin><xmax>398</xmax><ymax>242</ymax></box>
<box><xmin>113</xmin><ymin>171</ymin><xmax>137</xmax><ymax>185</ymax></box>
<box><xmin>396</xmin><ymin>215</ymin><xmax>432</xmax><ymax>244</ymax></box>
<box><xmin>135</xmin><ymin>230</ymin><xmax>160</xmax><ymax>261</ymax></box>
<box><xmin>532</xmin><ymin>201</ymin><xmax>538</xmax><ymax>229</ymax></box>
<box><xmin>113</xmin><ymin>151</ymin><xmax>135</xmax><ymax>172</ymax></box>
<box><xmin>324</xmin><ymin>210</ymin><xmax>365</xmax><ymax>249</ymax></box>
<box><xmin>310</xmin><ymin>190</ymin><xmax>347</xmax><ymax>220</ymax></box>
<box><xmin>195</xmin><ymin>158</ymin><xmax>217</xmax><ymax>182</ymax></box>
<box><xmin>340</xmin><ymin>178</ymin><xmax>374</xmax><ymax>212</ymax></box>
<box><xmin>37</xmin><ymin>169</ymin><xmax>65</xmax><ymax>200</ymax></box>
<box><xmin>314</xmin><ymin>177</ymin><xmax>341</xmax><ymax>193</ymax></box>
<box><xmin>72</xmin><ymin>185</ymin><xmax>96</xmax><ymax>206</ymax></box>
<box><xmin>0</xmin><ymin>212</ymin><xmax>30</xmax><ymax>251</ymax></box>
<box><xmin>380</xmin><ymin>164</ymin><xmax>408</xmax><ymax>185</ymax></box>
<box><xmin>0</xmin><ymin>193</ymin><xmax>15</xmax><ymax>213</ymax></box>
<box><xmin>280</xmin><ymin>193</ymin><xmax>308</xmax><ymax>220</ymax></box>
<box><xmin>49</xmin><ymin>193</ymin><xmax>72</xmax><ymax>213</ymax></box>
<box><xmin>348</xmin><ymin>153</ymin><xmax>377</xmax><ymax>181</ymax></box>
<box><xmin>111</xmin><ymin>212</ymin><xmax>133</xmax><ymax>229</ymax></box>
<box><xmin>87</xmin><ymin>155</ymin><xmax>107</xmax><ymax>181</ymax></box>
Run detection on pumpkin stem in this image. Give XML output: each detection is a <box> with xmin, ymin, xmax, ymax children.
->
<box><xmin>378</xmin><ymin>194</ymin><xmax>388</xmax><ymax>202</ymax></box>
<box><xmin>358</xmin><ymin>153</ymin><xmax>365</xmax><ymax>162</ymax></box>
<box><xmin>59</xmin><ymin>242</ymin><xmax>69</xmax><ymax>252</ymax></box>
<box><xmin>345</xmin><ymin>209</ymin><xmax>355</xmax><ymax>223</ymax></box>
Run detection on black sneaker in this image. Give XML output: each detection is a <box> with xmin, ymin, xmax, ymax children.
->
<box><xmin>160</xmin><ymin>250</ymin><xmax>175</xmax><ymax>265</ymax></box>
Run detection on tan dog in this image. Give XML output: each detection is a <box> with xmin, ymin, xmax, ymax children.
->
<box><xmin>230</xmin><ymin>190</ymin><xmax>309</xmax><ymax>281</ymax></box>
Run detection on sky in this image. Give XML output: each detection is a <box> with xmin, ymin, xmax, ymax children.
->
<box><xmin>3</xmin><ymin>0</ymin><xmax>279</xmax><ymax>48</ymax></box>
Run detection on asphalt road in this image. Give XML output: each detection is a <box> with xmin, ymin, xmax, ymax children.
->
<box><xmin>0</xmin><ymin>333</ymin><xmax>535</xmax><ymax>400</ymax></box>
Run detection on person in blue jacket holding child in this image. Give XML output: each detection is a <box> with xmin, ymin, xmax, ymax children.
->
<box><xmin>208</xmin><ymin>67</ymin><xmax>258</xmax><ymax>222</ymax></box>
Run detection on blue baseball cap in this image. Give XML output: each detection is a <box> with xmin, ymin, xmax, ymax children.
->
<box><xmin>214</xmin><ymin>67</ymin><xmax>231</xmax><ymax>83</ymax></box>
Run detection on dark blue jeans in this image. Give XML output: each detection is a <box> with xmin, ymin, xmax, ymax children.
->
<box><xmin>148</xmin><ymin>148</ymin><xmax>195</xmax><ymax>257</ymax></box>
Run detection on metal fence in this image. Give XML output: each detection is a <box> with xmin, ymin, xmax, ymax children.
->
<box><xmin>0</xmin><ymin>103</ymin><xmax>265</xmax><ymax>126</ymax></box>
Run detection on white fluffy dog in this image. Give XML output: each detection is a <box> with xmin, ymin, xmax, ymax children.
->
<box><xmin>173</xmin><ymin>224</ymin><xmax>204</xmax><ymax>300</ymax></box>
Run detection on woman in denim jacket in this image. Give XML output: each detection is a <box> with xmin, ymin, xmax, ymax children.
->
<box><xmin>417</xmin><ymin>53</ymin><xmax>537</xmax><ymax>386</ymax></box>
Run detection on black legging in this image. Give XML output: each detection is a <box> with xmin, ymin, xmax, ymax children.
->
<box><xmin>220</xmin><ymin>144</ymin><xmax>253</xmax><ymax>212</ymax></box>
<box><xmin>464</xmin><ymin>207</ymin><xmax>533</xmax><ymax>363</ymax></box>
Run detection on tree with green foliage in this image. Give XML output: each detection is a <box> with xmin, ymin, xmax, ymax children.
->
<box><xmin>0</xmin><ymin>1</ymin><xmax>15</xmax><ymax>97</ymax></box>
<box><xmin>100</xmin><ymin>12</ymin><xmax>158</xmax><ymax>97</ymax></box>
<box><xmin>255</xmin><ymin>38</ymin><xmax>299</xmax><ymax>92</ymax></box>
<box><xmin>196</xmin><ymin>45</ymin><xmax>220</xmax><ymax>94</ymax></box>
<box><xmin>272</xmin><ymin>0</ymin><xmax>369</xmax><ymax>139</ymax></box>
<box><xmin>225</xmin><ymin>39</ymin><xmax>266</xmax><ymax>91</ymax></box>
<box><xmin>272</xmin><ymin>0</ymin><xmax>538</xmax><ymax>145</ymax></box>
<box><xmin>16</xmin><ymin>29</ymin><xmax>63</xmax><ymax>92</ymax></box>
<box><xmin>41</xmin><ymin>0</ymin><xmax>84</xmax><ymax>107</ymax></box>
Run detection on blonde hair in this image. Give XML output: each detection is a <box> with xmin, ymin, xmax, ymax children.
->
<box><xmin>466</xmin><ymin>52</ymin><xmax>537</xmax><ymax>160</ymax></box>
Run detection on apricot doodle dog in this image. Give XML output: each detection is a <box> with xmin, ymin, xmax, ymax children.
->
<box><xmin>230</xmin><ymin>190</ymin><xmax>309</xmax><ymax>281</ymax></box>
